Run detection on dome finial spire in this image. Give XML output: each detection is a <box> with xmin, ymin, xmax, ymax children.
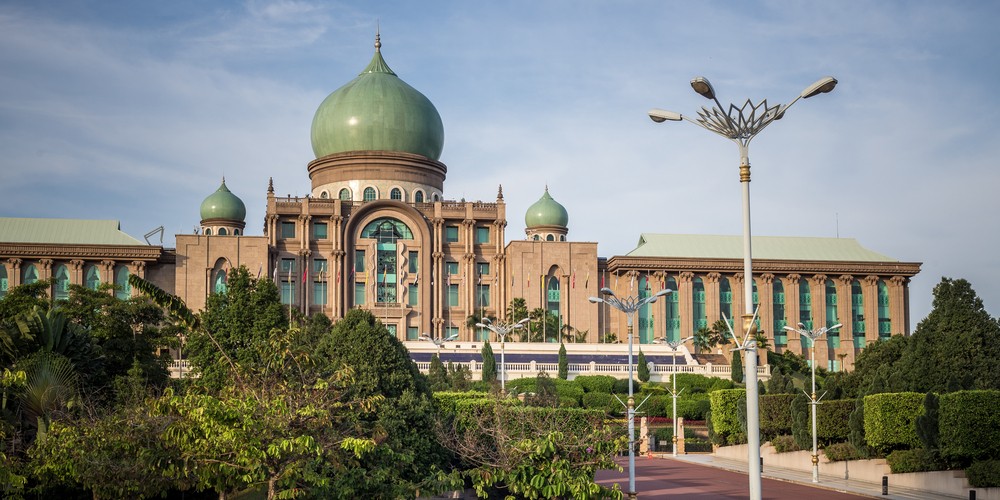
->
<box><xmin>375</xmin><ymin>21</ymin><xmax>381</xmax><ymax>52</ymax></box>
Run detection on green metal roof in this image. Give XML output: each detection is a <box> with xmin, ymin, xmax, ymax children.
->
<box><xmin>0</xmin><ymin>217</ymin><xmax>146</xmax><ymax>246</ymax></box>
<box><xmin>626</xmin><ymin>234</ymin><xmax>897</xmax><ymax>262</ymax></box>
<box><xmin>525</xmin><ymin>187</ymin><xmax>569</xmax><ymax>228</ymax></box>
<box><xmin>200</xmin><ymin>179</ymin><xmax>246</xmax><ymax>222</ymax></box>
<box><xmin>310</xmin><ymin>38</ymin><xmax>445</xmax><ymax>160</ymax></box>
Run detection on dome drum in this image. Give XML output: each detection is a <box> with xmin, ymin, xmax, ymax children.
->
<box><xmin>308</xmin><ymin>150</ymin><xmax>446</xmax><ymax>195</ymax></box>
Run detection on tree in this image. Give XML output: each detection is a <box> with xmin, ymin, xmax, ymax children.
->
<box><xmin>558</xmin><ymin>343</ymin><xmax>568</xmax><ymax>380</ymax></box>
<box><xmin>731</xmin><ymin>352</ymin><xmax>744</xmax><ymax>384</ymax></box>
<box><xmin>505</xmin><ymin>298</ymin><xmax>530</xmax><ymax>342</ymax></box>
<box><xmin>916</xmin><ymin>392</ymin><xmax>940</xmax><ymax>459</ymax></box>
<box><xmin>481</xmin><ymin>341</ymin><xmax>497</xmax><ymax>384</ymax></box>
<box><xmin>790</xmin><ymin>394</ymin><xmax>810</xmax><ymax>450</ymax></box>
<box><xmin>428</xmin><ymin>354</ymin><xmax>448</xmax><ymax>391</ymax></box>
<box><xmin>636</xmin><ymin>350</ymin><xmax>649</xmax><ymax>383</ymax></box>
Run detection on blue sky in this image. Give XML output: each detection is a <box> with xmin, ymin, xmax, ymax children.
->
<box><xmin>2</xmin><ymin>1</ymin><xmax>998</xmax><ymax>326</ymax></box>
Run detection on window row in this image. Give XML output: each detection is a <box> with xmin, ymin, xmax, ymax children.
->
<box><xmin>0</xmin><ymin>262</ymin><xmax>132</xmax><ymax>300</ymax></box>
<box><xmin>317</xmin><ymin>187</ymin><xmax>440</xmax><ymax>203</ymax></box>
<box><xmin>204</xmin><ymin>227</ymin><xmax>242</xmax><ymax>236</ymax></box>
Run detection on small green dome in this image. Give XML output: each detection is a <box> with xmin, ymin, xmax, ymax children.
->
<box><xmin>525</xmin><ymin>187</ymin><xmax>569</xmax><ymax>228</ymax></box>
<box><xmin>310</xmin><ymin>36</ymin><xmax>444</xmax><ymax>160</ymax></box>
<box><xmin>200</xmin><ymin>179</ymin><xmax>246</xmax><ymax>222</ymax></box>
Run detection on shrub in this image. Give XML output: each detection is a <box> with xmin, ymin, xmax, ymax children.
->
<box><xmin>612</xmin><ymin>377</ymin><xmax>640</xmax><ymax>394</ymax></box>
<box><xmin>759</xmin><ymin>394</ymin><xmax>796</xmax><ymax>440</ymax></box>
<box><xmin>939</xmin><ymin>390</ymin><xmax>1000</xmax><ymax>465</ymax></box>
<box><xmin>791</xmin><ymin>394</ymin><xmax>810</xmax><ymax>450</ymax></box>
<box><xmin>966</xmin><ymin>460</ymin><xmax>1000</xmax><ymax>488</ymax></box>
<box><xmin>709</xmin><ymin>389</ymin><xmax>746</xmax><ymax>445</ymax></box>
<box><xmin>886</xmin><ymin>448</ymin><xmax>936</xmax><ymax>473</ymax></box>
<box><xmin>817</xmin><ymin>399</ymin><xmax>856</xmax><ymax>443</ymax></box>
<box><xmin>864</xmin><ymin>392</ymin><xmax>924</xmax><ymax>455</ymax></box>
<box><xmin>771</xmin><ymin>435</ymin><xmax>800</xmax><ymax>453</ymax></box>
<box><xmin>685</xmin><ymin>438</ymin><xmax>713</xmax><ymax>453</ymax></box>
<box><xmin>581</xmin><ymin>392</ymin><xmax>616</xmax><ymax>413</ymax></box>
<box><xmin>678</xmin><ymin>396</ymin><xmax>712</xmax><ymax>421</ymax></box>
<box><xmin>573</xmin><ymin>375</ymin><xmax>616</xmax><ymax>394</ymax></box>
<box><xmin>823</xmin><ymin>442</ymin><xmax>861</xmax><ymax>462</ymax></box>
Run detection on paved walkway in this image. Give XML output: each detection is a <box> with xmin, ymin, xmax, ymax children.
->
<box><xmin>595</xmin><ymin>453</ymin><xmax>955</xmax><ymax>499</ymax></box>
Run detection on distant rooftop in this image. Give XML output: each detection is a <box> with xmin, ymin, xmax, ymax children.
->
<box><xmin>0</xmin><ymin>217</ymin><xmax>145</xmax><ymax>246</ymax></box>
<box><xmin>626</xmin><ymin>234</ymin><xmax>897</xmax><ymax>262</ymax></box>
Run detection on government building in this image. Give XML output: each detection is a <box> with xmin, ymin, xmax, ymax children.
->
<box><xmin>0</xmin><ymin>35</ymin><xmax>920</xmax><ymax>375</ymax></box>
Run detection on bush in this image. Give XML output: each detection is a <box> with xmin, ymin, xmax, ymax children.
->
<box><xmin>771</xmin><ymin>435</ymin><xmax>800</xmax><ymax>453</ymax></box>
<box><xmin>678</xmin><ymin>396</ymin><xmax>712</xmax><ymax>421</ymax></box>
<box><xmin>612</xmin><ymin>377</ymin><xmax>641</xmax><ymax>394</ymax></box>
<box><xmin>864</xmin><ymin>392</ymin><xmax>924</xmax><ymax>455</ymax></box>
<box><xmin>573</xmin><ymin>375</ymin><xmax>616</xmax><ymax>394</ymax></box>
<box><xmin>966</xmin><ymin>460</ymin><xmax>1000</xmax><ymax>488</ymax></box>
<box><xmin>939</xmin><ymin>390</ymin><xmax>1000</xmax><ymax>465</ymax></box>
<box><xmin>685</xmin><ymin>438</ymin><xmax>713</xmax><ymax>453</ymax></box>
<box><xmin>581</xmin><ymin>392</ymin><xmax>616</xmax><ymax>413</ymax></box>
<box><xmin>823</xmin><ymin>442</ymin><xmax>861</xmax><ymax>462</ymax></box>
<box><xmin>709</xmin><ymin>389</ymin><xmax>746</xmax><ymax>445</ymax></box>
<box><xmin>886</xmin><ymin>448</ymin><xmax>936</xmax><ymax>473</ymax></box>
<box><xmin>817</xmin><ymin>399</ymin><xmax>856</xmax><ymax>443</ymax></box>
<box><xmin>759</xmin><ymin>394</ymin><xmax>796</xmax><ymax>440</ymax></box>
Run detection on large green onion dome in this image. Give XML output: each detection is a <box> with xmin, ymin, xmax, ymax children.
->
<box><xmin>525</xmin><ymin>187</ymin><xmax>569</xmax><ymax>228</ymax></box>
<box><xmin>200</xmin><ymin>179</ymin><xmax>246</xmax><ymax>222</ymax></box>
<box><xmin>310</xmin><ymin>35</ymin><xmax>445</xmax><ymax>160</ymax></box>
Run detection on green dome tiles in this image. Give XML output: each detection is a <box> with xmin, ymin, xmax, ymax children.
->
<box><xmin>200</xmin><ymin>179</ymin><xmax>246</xmax><ymax>222</ymax></box>
<box><xmin>525</xmin><ymin>187</ymin><xmax>569</xmax><ymax>228</ymax></box>
<box><xmin>310</xmin><ymin>38</ymin><xmax>444</xmax><ymax>160</ymax></box>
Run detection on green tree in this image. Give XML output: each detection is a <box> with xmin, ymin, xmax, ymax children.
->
<box><xmin>558</xmin><ymin>342</ymin><xmax>568</xmax><ymax>380</ymax></box>
<box><xmin>481</xmin><ymin>341</ymin><xmax>497</xmax><ymax>384</ymax></box>
<box><xmin>636</xmin><ymin>350</ymin><xmax>649</xmax><ymax>383</ymax></box>
<box><xmin>506</xmin><ymin>298</ymin><xmax>530</xmax><ymax>342</ymax></box>
<box><xmin>428</xmin><ymin>353</ymin><xmax>448</xmax><ymax>391</ymax></box>
<box><xmin>916</xmin><ymin>392</ymin><xmax>940</xmax><ymax>459</ymax></box>
<box><xmin>731</xmin><ymin>352</ymin><xmax>744</xmax><ymax>384</ymax></box>
<box><xmin>791</xmin><ymin>394</ymin><xmax>810</xmax><ymax>450</ymax></box>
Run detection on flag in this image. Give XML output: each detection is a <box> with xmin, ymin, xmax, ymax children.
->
<box><xmin>273</xmin><ymin>266</ymin><xmax>278</xmax><ymax>283</ymax></box>
<box><xmin>257</xmin><ymin>264</ymin><xmax>262</xmax><ymax>279</ymax></box>
<box><xmin>527</xmin><ymin>274</ymin><xmax>530</xmax><ymax>288</ymax></box>
<box><xmin>599</xmin><ymin>274</ymin><xmax>604</xmax><ymax>289</ymax></box>
<box><xmin>349</xmin><ymin>270</ymin><xmax>355</xmax><ymax>282</ymax></box>
<box><xmin>572</xmin><ymin>272</ymin><xmax>576</xmax><ymax>289</ymax></box>
<box><xmin>413</xmin><ymin>273</ymin><xmax>419</xmax><ymax>286</ymax></box>
<box><xmin>477</xmin><ymin>270</ymin><xmax>482</xmax><ymax>285</ymax></box>
<box><xmin>447</xmin><ymin>273</ymin><xmax>451</xmax><ymax>286</ymax></box>
<box><xmin>585</xmin><ymin>271</ymin><xmax>590</xmax><ymax>289</ymax></box>
<box><xmin>336</xmin><ymin>269</ymin><xmax>341</xmax><ymax>283</ymax></box>
<box><xmin>382</xmin><ymin>268</ymin><xmax>387</xmax><ymax>284</ymax></box>
<box><xmin>645</xmin><ymin>274</ymin><xmax>651</xmax><ymax>291</ymax></box>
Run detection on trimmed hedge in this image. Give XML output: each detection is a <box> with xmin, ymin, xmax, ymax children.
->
<box><xmin>886</xmin><ymin>448</ymin><xmax>936</xmax><ymax>473</ymax></box>
<box><xmin>966</xmin><ymin>460</ymin><xmax>1000</xmax><ymax>488</ymax></box>
<box><xmin>582</xmin><ymin>392</ymin><xmax>617</xmax><ymax>413</ymax></box>
<box><xmin>817</xmin><ymin>399</ymin><xmax>856</xmax><ymax>442</ymax></box>
<box><xmin>760</xmin><ymin>394</ymin><xmax>796</xmax><ymax>439</ymax></box>
<box><xmin>574</xmin><ymin>375</ymin><xmax>616</xmax><ymax>394</ymax></box>
<box><xmin>709</xmin><ymin>389</ymin><xmax>746</xmax><ymax>444</ymax></box>
<box><xmin>864</xmin><ymin>392</ymin><xmax>924</xmax><ymax>455</ymax></box>
<box><xmin>939</xmin><ymin>390</ymin><xmax>1000</xmax><ymax>463</ymax></box>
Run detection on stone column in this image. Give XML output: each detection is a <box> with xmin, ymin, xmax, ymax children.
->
<box><xmin>7</xmin><ymin>258</ymin><xmax>22</xmax><ymax>287</ymax></box>
<box><xmin>785</xmin><ymin>274</ymin><xmax>802</xmax><ymax>355</ymax></box>
<box><xmin>70</xmin><ymin>260</ymin><xmax>85</xmax><ymax>286</ymax></box>
<box><xmin>678</xmin><ymin>272</ymin><xmax>695</xmax><ymax>346</ymax></box>
<box><xmin>889</xmin><ymin>276</ymin><xmax>908</xmax><ymax>335</ymax></box>
<box><xmin>837</xmin><ymin>275</ymin><xmax>855</xmax><ymax>370</ymax></box>
<box><xmin>863</xmin><ymin>275</ymin><xmax>880</xmax><ymax>345</ymax></box>
<box><xmin>759</xmin><ymin>274</ymin><xmax>775</xmax><ymax>352</ymax></box>
<box><xmin>705</xmin><ymin>272</ymin><xmax>721</xmax><ymax>324</ymax></box>
<box><xmin>809</xmin><ymin>275</ymin><xmax>829</xmax><ymax>369</ymax></box>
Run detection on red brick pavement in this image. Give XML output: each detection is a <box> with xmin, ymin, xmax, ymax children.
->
<box><xmin>595</xmin><ymin>456</ymin><xmax>873</xmax><ymax>499</ymax></box>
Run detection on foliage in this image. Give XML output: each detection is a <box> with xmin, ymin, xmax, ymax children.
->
<box><xmin>790</xmin><ymin>394</ymin><xmax>810</xmax><ymax>450</ymax></box>
<box><xmin>966</xmin><ymin>460</ymin><xmax>1000</xmax><ymax>488</ymax></box>
<box><xmin>767</xmin><ymin>349</ymin><xmax>811</xmax><ymax>378</ymax></box>
<box><xmin>428</xmin><ymin>354</ymin><xmax>448</xmax><ymax>391</ymax></box>
<box><xmin>16</xmin><ymin>352</ymin><xmax>78</xmax><ymax>440</ymax></box>
<box><xmin>636</xmin><ymin>350</ymin><xmax>649</xmax><ymax>383</ymax></box>
<box><xmin>730</xmin><ymin>352</ymin><xmax>743</xmax><ymax>384</ymax></box>
<box><xmin>823</xmin><ymin>442</ymin><xmax>862</xmax><ymax>462</ymax></box>
<box><xmin>767</xmin><ymin>367</ymin><xmax>795</xmax><ymax>394</ymax></box>
<box><xmin>817</xmin><ymin>399</ymin><xmax>856</xmax><ymax>443</ymax></box>
<box><xmin>708</xmin><ymin>389</ymin><xmax>746</xmax><ymax>445</ymax></box>
<box><xmin>771</xmin><ymin>435</ymin><xmax>800</xmax><ymax>453</ymax></box>
<box><xmin>844</xmin><ymin>334</ymin><xmax>910</xmax><ymax>397</ymax></box>
<box><xmin>447</xmin><ymin>362</ymin><xmax>472</xmax><ymax>391</ymax></box>
<box><xmin>886</xmin><ymin>448</ymin><xmax>937</xmax><ymax>473</ymax></box>
<box><xmin>847</xmin><ymin>397</ymin><xmax>871</xmax><ymax>458</ymax></box>
<box><xmin>939</xmin><ymin>390</ymin><xmax>1000</xmax><ymax>465</ymax></box>
<box><xmin>611</xmin><ymin>377</ymin><xmax>640</xmax><ymax>395</ymax></box>
<box><xmin>525</xmin><ymin>371</ymin><xmax>559</xmax><ymax>407</ymax></box>
<box><xmin>581</xmin><ymin>392</ymin><xmax>616</xmax><ymax>413</ymax></box>
<box><xmin>759</xmin><ymin>394</ymin><xmax>796</xmax><ymax>440</ymax></box>
<box><xmin>915</xmin><ymin>392</ymin><xmax>939</xmax><ymax>458</ymax></box>
<box><xmin>575</xmin><ymin>375</ymin><xmax>616</xmax><ymax>394</ymax></box>
<box><xmin>863</xmin><ymin>392</ymin><xmax>924</xmax><ymax>455</ymax></box>
<box><xmin>558</xmin><ymin>343</ymin><xmax>568</xmax><ymax>380</ymax></box>
<box><xmin>481</xmin><ymin>341</ymin><xmax>497</xmax><ymax>384</ymax></box>
<box><xmin>505</xmin><ymin>298</ymin><xmax>530</xmax><ymax>341</ymax></box>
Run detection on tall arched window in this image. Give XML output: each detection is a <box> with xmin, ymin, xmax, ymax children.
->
<box><xmin>0</xmin><ymin>266</ymin><xmax>8</xmax><ymax>298</ymax></box>
<box><xmin>218</xmin><ymin>227</ymin><xmax>228</xmax><ymax>236</ymax></box>
<box><xmin>546</xmin><ymin>275</ymin><xmax>560</xmax><ymax>342</ymax></box>
<box><xmin>114</xmin><ymin>265</ymin><xmax>131</xmax><ymax>300</ymax></box>
<box><xmin>692</xmin><ymin>277</ymin><xmax>706</xmax><ymax>331</ymax></box>
<box><xmin>363</xmin><ymin>187</ymin><xmax>376</xmax><ymax>201</ymax></box>
<box><xmin>22</xmin><ymin>264</ymin><xmax>38</xmax><ymax>285</ymax></box>
<box><xmin>773</xmin><ymin>279</ymin><xmax>786</xmax><ymax>346</ymax></box>
<box><xmin>362</xmin><ymin>218</ymin><xmax>414</xmax><ymax>305</ymax></box>
<box><xmin>638</xmin><ymin>274</ymin><xmax>654</xmax><ymax>343</ymax></box>
<box><xmin>877</xmin><ymin>280</ymin><xmax>891</xmax><ymax>339</ymax></box>
<box><xmin>825</xmin><ymin>279</ymin><xmax>840</xmax><ymax>355</ymax></box>
<box><xmin>432</xmin><ymin>194</ymin><xmax>440</xmax><ymax>202</ymax></box>
<box><xmin>214</xmin><ymin>269</ymin><xmax>227</xmax><ymax>294</ymax></box>
<box><xmin>339</xmin><ymin>188</ymin><xmax>352</xmax><ymax>201</ymax></box>
<box><xmin>53</xmin><ymin>264</ymin><xmax>70</xmax><ymax>301</ymax></box>
<box><xmin>799</xmin><ymin>281</ymin><xmax>812</xmax><ymax>351</ymax></box>
<box><xmin>85</xmin><ymin>264</ymin><xmax>101</xmax><ymax>290</ymax></box>
<box><xmin>719</xmin><ymin>277</ymin><xmax>732</xmax><ymax>320</ymax></box>
<box><xmin>414</xmin><ymin>190</ymin><xmax>424</xmax><ymax>203</ymax></box>
<box><xmin>545</xmin><ymin>234</ymin><xmax>554</xmax><ymax>241</ymax></box>
<box><xmin>205</xmin><ymin>228</ymin><xmax>212</xmax><ymax>235</ymax></box>
<box><xmin>851</xmin><ymin>279</ymin><xmax>864</xmax><ymax>347</ymax></box>
<box><xmin>664</xmin><ymin>277</ymin><xmax>680</xmax><ymax>342</ymax></box>
<box><xmin>390</xmin><ymin>188</ymin><xmax>402</xmax><ymax>200</ymax></box>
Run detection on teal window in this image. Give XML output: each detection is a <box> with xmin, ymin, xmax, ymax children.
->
<box><xmin>475</xmin><ymin>226</ymin><xmax>490</xmax><ymax>244</ymax></box>
<box><xmin>362</xmin><ymin>218</ymin><xmax>414</xmax><ymax>239</ymax></box>
<box><xmin>355</xmin><ymin>250</ymin><xmax>365</xmax><ymax>273</ymax></box>
<box><xmin>234</xmin><ymin>229</ymin><xmax>240</xmax><ymax>236</ymax></box>
<box><xmin>476</xmin><ymin>262</ymin><xmax>490</xmax><ymax>277</ymax></box>
<box><xmin>390</xmin><ymin>188</ymin><xmax>402</xmax><ymax>200</ymax></box>
<box><xmin>280</xmin><ymin>258</ymin><xmax>295</xmax><ymax>273</ymax></box>
<box><xmin>799</xmin><ymin>281</ymin><xmax>813</xmax><ymax>350</ymax></box>
<box><xmin>408</xmin><ymin>284</ymin><xmax>418</xmax><ymax>306</ymax></box>
<box><xmin>354</xmin><ymin>282</ymin><xmax>366</xmax><ymax>305</ymax></box>
<box><xmin>692</xmin><ymin>277</ymin><xmax>706</xmax><ymax>331</ymax></box>
<box><xmin>114</xmin><ymin>265</ymin><xmax>130</xmax><ymax>300</ymax></box>
<box><xmin>0</xmin><ymin>266</ymin><xmax>7</xmax><ymax>298</ymax></box>
<box><xmin>448</xmin><ymin>284</ymin><xmax>459</xmax><ymax>307</ymax></box>
<box><xmin>852</xmin><ymin>279</ymin><xmax>865</xmax><ymax>347</ymax></box>
<box><xmin>446</xmin><ymin>326</ymin><xmax>459</xmax><ymax>339</ymax></box>
<box><xmin>339</xmin><ymin>188</ymin><xmax>352</xmax><ymax>201</ymax></box>
<box><xmin>53</xmin><ymin>264</ymin><xmax>70</xmax><ymax>301</ymax></box>
<box><xmin>313</xmin><ymin>259</ymin><xmax>327</xmax><ymax>274</ymax></box>
<box><xmin>363</xmin><ymin>187</ymin><xmax>376</xmax><ymax>201</ymax></box>
<box><xmin>281</xmin><ymin>279</ymin><xmax>295</xmax><ymax>305</ymax></box>
<box><xmin>214</xmin><ymin>270</ymin><xmax>227</xmax><ymax>294</ymax></box>
<box><xmin>313</xmin><ymin>222</ymin><xmax>328</xmax><ymax>240</ymax></box>
<box><xmin>638</xmin><ymin>274</ymin><xmax>654</xmax><ymax>344</ymax></box>
<box><xmin>825</xmin><ymin>279</ymin><xmax>839</xmax><ymax>350</ymax></box>
<box><xmin>719</xmin><ymin>277</ymin><xmax>732</xmax><ymax>320</ymax></box>
<box><xmin>280</xmin><ymin>221</ymin><xmax>295</xmax><ymax>239</ymax></box>
<box><xmin>313</xmin><ymin>281</ymin><xmax>327</xmax><ymax>306</ymax></box>
<box><xmin>445</xmin><ymin>225</ymin><xmax>459</xmax><ymax>243</ymax></box>
<box><xmin>205</xmin><ymin>228</ymin><xmax>212</xmax><ymax>235</ymax></box>
<box><xmin>446</xmin><ymin>261</ymin><xmax>458</xmax><ymax>275</ymax></box>
<box><xmin>22</xmin><ymin>264</ymin><xmax>38</xmax><ymax>285</ymax></box>
<box><xmin>407</xmin><ymin>326</ymin><xmax>419</xmax><ymax>340</ymax></box>
<box><xmin>664</xmin><ymin>276</ymin><xmax>680</xmax><ymax>342</ymax></box>
<box><xmin>84</xmin><ymin>265</ymin><xmax>100</xmax><ymax>290</ymax></box>
<box><xmin>408</xmin><ymin>251</ymin><xmax>418</xmax><ymax>273</ymax></box>
<box><xmin>533</xmin><ymin>235</ymin><xmax>540</xmax><ymax>241</ymax></box>
<box><xmin>878</xmin><ymin>280</ymin><xmax>891</xmax><ymax>338</ymax></box>
<box><xmin>218</xmin><ymin>228</ymin><xmax>228</xmax><ymax>236</ymax></box>
<box><xmin>414</xmin><ymin>191</ymin><xmax>424</xmax><ymax>203</ymax></box>
<box><xmin>773</xmin><ymin>279</ymin><xmax>787</xmax><ymax>345</ymax></box>
<box><xmin>476</xmin><ymin>285</ymin><xmax>490</xmax><ymax>308</ymax></box>
<box><xmin>546</xmin><ymin>235</ymin><xmax>554</xmax><ymax>241</ymax></box>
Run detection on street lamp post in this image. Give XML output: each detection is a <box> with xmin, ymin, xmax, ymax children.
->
<box><xmin>655</xmin><ymin>336</ymin><xmax>693</xmax><ymax>457</ymax></box>
<box><xmin>419</xmin><ymin>331</ymin><xmax>458</xmax><ymax>349</ymax></box>
<box><xmin>475</xmin><ymin>317</ymin><xmax>530</xmax><ymax>393</ymax></box>
<box><xmin>649</xmin><ymin>75</ymin><xmax>837</xmax><ymax>500</ymax></box>
<box><xmin>783</xmin><ymin>322</ymin><xmax>842</xmax><ymax>483</ymax></box>
<box><xmin>590</xmin><ymin>287</ymin><xmax>670</xmax><ymax>499</ymax></box>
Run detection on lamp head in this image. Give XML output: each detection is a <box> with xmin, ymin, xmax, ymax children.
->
<box><xmin>588</xmin><ymin>296</ymin><xmax>603</xmax><ymax>304</ymax></box>
<box><xmin>797</xmin><ymin>322</ymin><xmax>806</xmax><ymax>329</ymax></box>
<box><xmin>829</xmin><ymin>323</ymin><xmax>843</xmax><ymax>331</ymax></box>
<box><xmin>599</xmin><ymin>287</ymin><xmax>615</xmax><ymax>296</ymax></box>
<box><xmin>475</xmin><ymin>323</ymin><xmax>487</xmax><ymax>329</ymax></box>
<box><xmin>445</xmin><ymin>333</ymin><xmax>459</xmax><ymax>341</ymax></box>
<box><xmin>653</xmin><ymin>288</ymin><xmax>672</xmax><ymax>298</ymax></box>
<box><xmin>801</xmin><ymin>76</ymin><xmax>838</xmax><ymax>99</ymax></box>
<box><xmin>648</xmin><ymin>109</ymin><xmax>682</xmax><ymax>123</ymax></box>
<box><xmin>690</xmin><ymin>76</ymin><xmax>716</xmax><ymax>100</ymax></box>
<box><xmin>515</xmin><ymin>318</ymin><xmax>530</xmax><ymax>327</ymax></box>
<box><xmin>783</xmin><ymin>325</ymin><xmax>796</xmax><ymax>332</ymax></box>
